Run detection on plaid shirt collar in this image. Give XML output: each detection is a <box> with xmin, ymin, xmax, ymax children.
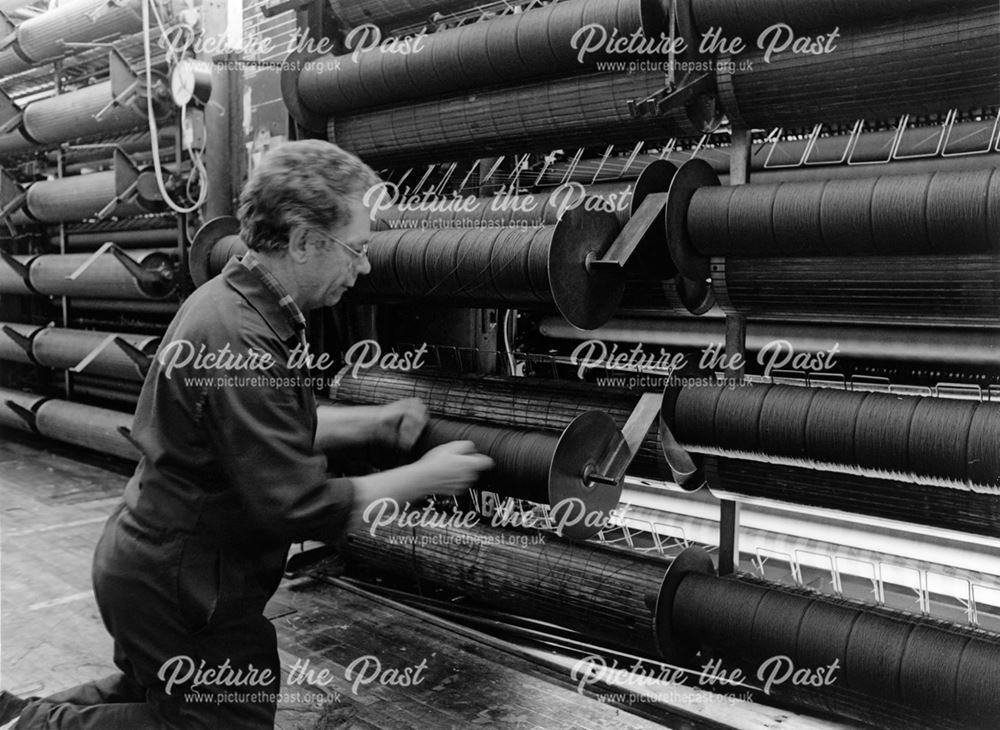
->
<box><xmin>239</xmin><ymin>250</ymin><xmax>307</xmax><ymax>345</ymax></box>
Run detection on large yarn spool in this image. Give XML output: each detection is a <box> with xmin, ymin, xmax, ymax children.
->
<box><xmin>296</xmin><ymin>0</ymin><xmax>668</xmax><ymax>116</ymax></box>
<box><xmin>346</xmin><ymin>517</ymin><xmax>680</xmax><ymax>657</ymax></box>
<box><xmin>682</xmin><ymin>166</ymin><xmax>999</xmax><ymax>259</ymax></box>
<box><xmin>372</xmin><ymin>160</ymin><xmax>677</xmax><ymax>277</ymax></box>
<box><xmin>28</xmin><ymin>249</ymin><xmax>177</xmax><ymax>300</ymax></box>
<box><xmin>34</xmin><ymin>400</ymin><xmax>138</xmax><ymax>461</ymax></box>
<box><xmin>325</xmin><ymin>71</ymin><xmax>714</xmax><ymax>165</ymax></box>
<box><xmin>0</xmin><ymin>322</ymin><xmax>40</xmax><ymax>365</ymax></box>
<box><xmin>689</xmin><ymin>0</ymin><xmax>951</xmax><ymax>41</ymax></box>
<box><xmin>189</xmin><ymin>216</ymin><xmax>246</xmax><ymax>287</ymax></box>
<box><xmin>349</xmin><ymin>207</ymin><xmax>625</xmax><ymax>330</ymax></box>
<box><xmin>718</xmin><ymin>3</ymin><xmax>999</xmax><ymax>129</ymax></box>
<box><xmin>192</xmin><ymin>208</ymin><xmax>626</xmax><ymax>324</ymax></box>
<box><xmin>31</xmin><ymin>328</ymin><xmax>158</xmax><ymax>381</ymax></box>
<box><xmin>412</xmin><ymin>413</ymin><xmax>625</xmax><ymax>539</ymax></box>
<box><xmin>663</xmin><ymin>384</ymin><xmax>1000</xmax><ymax>491</ymax></box>
<box><xmin>0</xmin><ymin>387</ymin><xmax>46</xmax><ymax>432</ymax></box>
<box><xmin>21</xmin><ymin>81</ymin><xmax>149</xmax><ymax>147</ymax></box>
<box><xmin>710</xmin><ymin>254</ymin><xmax>1000</xmax><ymax>326</ymax></box>
<box><xmin>0</xmin><ymin>0</ymin><xmax>143</xmax><ymax>77</ymax></box>
<box><xmin>374</xmin><ymin>160</ymin><xmax>675</xmax><ymax>232</ymax></box>
<box><xmin>327</xmin><ymin>0</ymin><xmax>480</xmax><ymax>30</ymax></box>
<box><xmin>668</xmin><ymin>550</ymin><xmax>1000</xmax><ymax>730</ymax></box>
<box><xmin>14</xmin><ymin>172</ymin><xmax>149</xmax><ymax>224</ymax></box>
<box><xmin>331</xmin><ymin>367</ymin><xmax>667</xmax><ymax>481</ymax></box>
<box><xmin>702</xmin><ymin>457</ymin><xmax>1000</xmax><ymax>537</ymax></box>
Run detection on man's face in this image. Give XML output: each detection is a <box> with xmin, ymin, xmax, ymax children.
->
<box><xmin>304</xmin><ymin>198</ymin><xmax>372</xmax><ymax>309</ymax></box>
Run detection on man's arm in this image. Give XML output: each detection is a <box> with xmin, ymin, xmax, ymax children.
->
<box><xmin>315</xmin><ymin>397</ymin><xmax>428</xmax><ymax>453</ymax></box>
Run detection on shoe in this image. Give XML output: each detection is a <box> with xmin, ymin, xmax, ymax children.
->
<box><xmin>0</xmin><ymin>690</ymin><xmax>27</xmax><ymax>726</ymax></box>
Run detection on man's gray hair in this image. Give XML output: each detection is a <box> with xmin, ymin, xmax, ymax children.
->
<box><xmin>239</xmin><ymin>140</ymin><xmax>378</xmax><ymax>253</ymax></box>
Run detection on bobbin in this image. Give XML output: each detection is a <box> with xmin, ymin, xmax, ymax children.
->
<box><xmin>419</xmin><ymin>411</ymin><xmax>628</xmax><ymax>540</ymax></box>
<box><xmin>190</xmin><ymin>215</ymin><xmax>245</xmax><ymax>286</ymax></box>
<box><xmin>664</xmin><ymin>158</ymin><xmax>719</xmax><ymax>280</ymax></box>
<box><xmin>653</xmin><ymin>545</ymin><xmax>715</xmax><ymax>663</ymax></box>
<box><xmin>549</xmin><ymin>207</ymin><xmax>627</xmax><ymax>330</ymax></box>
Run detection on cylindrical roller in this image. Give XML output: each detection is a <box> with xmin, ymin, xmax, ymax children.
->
<box><xmin>28</xmin><ymin>249</ymin><xmax>176</xmax><ymax>300</ymax></box>
<box><xmin>411</xmin><ymin>413</ymin><xmax>625</xmax><ymax>539</ymax></box>
<box><xmin>60</xmin><ymin>227</ymin><xmax>180</xmax><ymax>250</ymax></box>
<box><xmin>22</xmin><ymin>81</ymin><xmax>150</xmax><ymax>147</ymax></box>
<box><xmin>328</xmin><ymin>71</ymin><xmax>713</xmax><ymax>166</ymax></box>
<box><xmin>349</xmin><ymin>207</ymin><xmax>624</xmax><ymax>330</ymax></box>
<box><xmin>0</xmin><ymin>255</ymin><xmax>36</xmax><ymax>295</ymax></box>
<box><xmin>719</xmin><ymin>4</ymin><xmax>1000</xmax><ymax>129</ymax></box>
<box><xmin>0</xmin><ymin>386</ymin><xmax>46</xmax><ymax>432</ymax></box>
<box><xmin>18</xmin><ymin>172</ymin><xmax>147</xmax><ymax>224</ymax></box>
<box><xmin>710</xmin><ymin>255</ymin><xmax>1000</xmax><ymax>326</ymax></box>
<box><xmin>31</xmin><ymin>327</ymin><xmax>158</xmax><ymax>381</ymax></box>
<box><xmin>0</xmin><ymin>321</ymin><xmax>41</xmax><ymax>364</ymax></box>
<box><xmin>702</xmin><ymin>456</ymin><xmax>1000</xmax><ymax>538</ymax></box>
<box><xmin>297</xmin><ymin>0</ymin><xmax>663</xmax><ymax>115</ymax></box>
<box><xmin>664</xmin><ymin>384</ymin><xmax>998</xmax><ymax>491</ymax></box>
<box><xmin>34</xmin><ymin>399</ymin><xmax>138</xmax><ymax>461</ymax></box>
<box><xmin>347</xmin><ymin>517</ymin><xmax>675</xmax><ymax>656</ymax></box>
<box><xmin>327</xmin><ymin>0</ymin><xmax>480</xmax><ymax>30</ymax></box>
<box><xmin>331</xmin><ymin>367</ymin><xmax>667</xmax><ymax>481</ymax></box>
<box><xmin>684</xmin><ymin>168</ymin><xmax>1000</xmax><ymax>257</ymax></box>
<box><xmin>669</xmin><ymin>555</ymin><xmax>1000</xmax><ymax>730</ymax></box>
<box><xmin>690</xmin><ymin>0</ymin><xmax>952</xmax><ymax>40</ymax></box>
<box><xmin>11</xmin><ymin>0</ymin><xmax>142</xmax><ymax>66</ymax></box>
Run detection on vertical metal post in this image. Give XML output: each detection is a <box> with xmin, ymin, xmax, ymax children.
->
<box><xmin>717</xmin><ymin>126</ymin><xmax>752</xmax><ymax>576</ymax></box>
<box><xmin>201</xmin><ymin>0</ymin><xmax>236</xmax><ymax>220</ymax></box>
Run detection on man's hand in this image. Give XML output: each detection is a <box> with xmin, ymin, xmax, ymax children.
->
<box><xmin>412</xmin><ymin>440</ymin><xmax>494</xmax><ymax>495</ymax></box>
<box><xmin>376</xmin><ymin>397</ymin><xmax>428</xmax><ymax>451</ymax></box>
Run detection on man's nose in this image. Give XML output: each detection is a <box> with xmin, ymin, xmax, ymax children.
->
<box><xmin>357</xmin><ymin>256</ymin><xmax>372</xmax><ymax>276</ymax></box>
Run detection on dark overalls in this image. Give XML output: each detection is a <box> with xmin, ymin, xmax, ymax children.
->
<box><xmin>17</xmin><ymin>254</ymin><xmax>355</xmax><ymax>728</ymax></box>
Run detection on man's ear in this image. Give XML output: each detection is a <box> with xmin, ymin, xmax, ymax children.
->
<box><xmin>287</xmin><ymin>226</ymin><xmax>311</xmax><ymax>264</ymax></box>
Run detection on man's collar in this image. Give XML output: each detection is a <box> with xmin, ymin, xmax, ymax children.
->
<box><xmin>222</xmin><ymin>252</ymin><xmax>306</xmax><ymax>345</ymax></box>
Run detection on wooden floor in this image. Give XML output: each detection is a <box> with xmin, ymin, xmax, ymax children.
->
<box><xmin>0</xmin><ymin>430</ymin><xmax>672</xmax><ymax>730</ymax></box>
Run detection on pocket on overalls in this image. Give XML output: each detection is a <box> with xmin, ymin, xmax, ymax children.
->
<box><xmin>175</xmin><ymin>537</ymin><xmax>222</xmax><ymax>634</ymax></box>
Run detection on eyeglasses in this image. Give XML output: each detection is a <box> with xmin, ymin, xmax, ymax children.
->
<box><xmin>320</xmin><ymin>231</ymin><xmax>369</xmax><ymax>261</ymax></box>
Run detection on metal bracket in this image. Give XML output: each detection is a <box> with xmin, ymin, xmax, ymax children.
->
<box><xmin>94</xmin><ymin>50</ymin><xmax>141</xmax><ymax>121</ymax></box>
<box><xmin>585</xmin><ymin>193</ymin><xmax>668</xmax><ymax>270</ymax></box>
<box><xmin>116</xmin><ymin>425</ymin><xmax>141</xmax><ymax>453</ymax></box>
<box><xmin>5</xmin><ymin>399</ymin><xmax>38</xmax><ymax>432</ymax></box>
<box><xmin>0</xmin><ymin>249</ymin><xmax>29</xmax><ymax>284</ymax></box>
<box><xmin>69</xmin><ymin>334</ymin><xmax>117</xmax><ymax>374</ymax></box>
<box><xmin>587</xmin><ymin>392</ymin><xmax>662</xmax><ymax>485</ymax></box>
<box><xmin>0</xmin><ymin>324</ymin><xmax>34</xmax><ymax>358</ymax></box>
<box><xmin>113</xmin><ymin>336</ymin><xmax>154</xmax><ymax>376</ymax></box>
<box><xmin>0</xmin><ymin>88</ymin><xmax>21</xmax><ymax>134</ymax></box>
<box><xmin>0</xmin><ymin>169</ymin><xmax>25</xmax><ymax>219</ymax></box>
<box><xmin>66</xmin><ymin>241</ymin><xmax>168</xmax><ymax>287</ymax></box>
<box><xmin>95</xmin><ymin>149</ymin><xmax>141</xmax><ymax>219</ymax></box>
